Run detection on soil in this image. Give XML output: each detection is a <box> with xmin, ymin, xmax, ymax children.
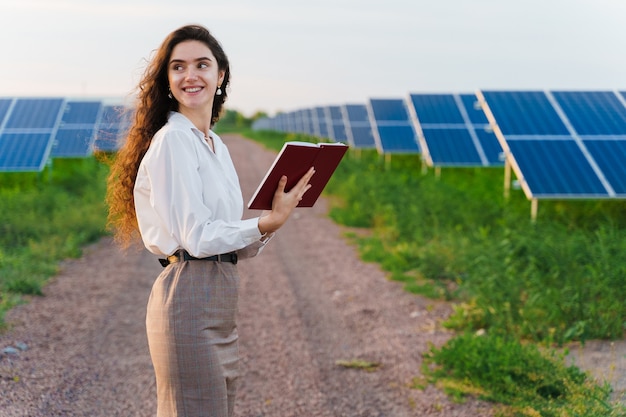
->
<box><xmin>0</xmin><ymin>134</ymin><xmax>623</xmax><ymax>416</ymax></box>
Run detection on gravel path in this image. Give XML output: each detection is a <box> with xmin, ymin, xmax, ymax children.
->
<box><xmin>0</xmin><ymin>134</ymin><xmax>622</xmax><ymax>416</ymax></box>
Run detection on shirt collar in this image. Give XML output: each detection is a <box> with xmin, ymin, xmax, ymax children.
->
<box><xmin>167</xmin><ymin>111</ymin><xmax>213</xmax><ymax>142</ymax></box>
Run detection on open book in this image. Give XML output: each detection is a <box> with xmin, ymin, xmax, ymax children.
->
<box><xmin>248</xmin><ymin>141</ymin><xmax>349</xmax><ymax>210</ymax></box>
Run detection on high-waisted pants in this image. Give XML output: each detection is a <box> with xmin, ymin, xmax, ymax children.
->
<box><xmin>146</xmin><ymin>260</ymin><xmax>239</xmax><ymax>417</ymax></box>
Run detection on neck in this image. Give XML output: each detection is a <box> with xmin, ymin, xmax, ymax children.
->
<box><xmin>179</xmin><ymin>107</ymin><xmax>212</xmax><ymax>137</ymax></box>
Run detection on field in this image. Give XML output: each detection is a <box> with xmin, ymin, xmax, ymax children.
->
<box><xmin>0</xmin><ymin>157</ymin><xmax>109</xmax><ymax>323</ymax></box>
<box><xmin>1</xmin><ymin>128</ymin><xmax>626</xmax><ymax>415</ymax></box>
<box><xmin>244</xmin><ymin>129</ymin><xmax>626</xmax><ymax>416</ymax></box>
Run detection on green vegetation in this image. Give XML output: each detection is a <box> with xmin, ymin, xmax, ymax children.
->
<box><xmin>2</xmin><ymin>120</ymin><xmax>625</xmax><ymax>415</ymax></box>
<box><xmin>424</xmin><ymin>332</ymin><xmax>622</xmax><ymax>416</ymax></box>
<box><xmin>213</xmin><ymin>109</ymin><xmax>266</xmax><ymax>133</ymax></box>
<box><xmin>0</xmin><ymin>108</ymin><xmax>261</xmax><ymax>326</ymax></box>
<box><xmin>243</xmin><ymin>129</ymin><xmax>626</xmax><ymax>416</ymax></box>
<box><xmin>0</xmin><ymin>157</ymin><xmax>109</xmax><ymax>326</ymax></box>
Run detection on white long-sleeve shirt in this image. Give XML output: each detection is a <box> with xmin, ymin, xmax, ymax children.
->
<box><xmin>134</xmin><ymin>111</ymin><xmax>269</xmax><ymax>259</ymax></box>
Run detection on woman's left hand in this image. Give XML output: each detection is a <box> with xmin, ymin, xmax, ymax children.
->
<box><xmin>258</xmin><ymin>167</ymin><xmax>315</xmax><ymax>234</ymax></box>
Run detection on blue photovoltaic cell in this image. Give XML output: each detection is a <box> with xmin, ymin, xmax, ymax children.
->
<box><xmin>409</xmin><ymin>93</ymin><xmax>501</xmax><ymax>166</ymax></box>
<box><xmin>0</xmin><ymin>97</ymin><xmax>130</xmax><ymax>170</ymax></box>
<box><xmin>370</xmin><ymin>98</ymin><xmax>410</xmax><ymax>121</ymax></box>
<box><xmin>0</xmin><ymin>98</ymin><xmax>13</xmax><ymax>125</ymax></box>
<box><xmin>474</xmin><ymin>129</ymin><xmax>504</xmax><ymax>164</ymax></box>
<box><xmin>274</xmin><ymin>113</ymin><xmax>287</xmax><ymax>132</ymax></box>
<box><xmin>583</xmin><ymin>140</ymin><xmax>626</xmax><ymax>194</ymax></box>
<box><xmin>314</xmin><ymin>107</ymin><xmax>329</xmax><ymax>138</ymax></box>
<box><xmin>344</xmin><ymin>104</ymin><xmax>369</xmax><ymax>122</ymax></box>
<box><xmin>93</xmin><ymin>105</ymin><xmax>129</xmax><ymax>151</ymax></box>
<box><xmin>61</xmin><ymin>101</ymin><xmax>102</xmax><ymax>125</ymax></box>
<box><xmin>304</xmin><ymin>109</ymin><xmax>315</xmax><ymax>136</ymax></box>
<box><xmin>481</xmin><ymin>91</ymin><xmax>569</xmax><ymax>136</ymax></box>
<box><xmin>94</xmin><ymin>128</ymin><xmax>122</xmax><ymax>152</ymax></box>
<box><xmin>552</xmin><ymin>91</ymin><xmax>626</xmax><ymax>135</ymax></box>
<box><xmin>376</xmin><ymin>125</ymin><xmax>419</xmax><ymax>152</ymax></box>
<box><xmin>51</xmin><ymin>101</ymin><xmax>102</xmax><ymax>157</ymax></box>
<box><xmin>342</xmin><ymin>104</ymin><xmax>375</xmax><ymax>148</ymax></box>
<box><xmin>52</xmin><ymin>129</ymin><xmax>95</xmax><ymax>157</ymax></box>
<box><xmin>422</xmin><ymin>128</ymin><xmax>481</xmax><ymax>165</ymax></box>
<box><xmin>296</xmin><ymin>109</ymin><xmax>307</xmax><ymax>134</ymax></box>
<box><xmin>100</xmin><ymin>105</ymin><xmax>125</xmax><ymax>125</ymax></box>
<box><xmin>5</xmin><ymin>98</ymin><xmax>64</xmax><ymax>129</ymax></box>
<box><xmin>369</xmin><ymin>98</ymin><xmax>419</xmax><ymax>153</ymax></box>
<box><xmin>327</xmin><ymin>106</ymin><xmax>347</xmax><ymax>142</ymax></box>
<box><xmin>481</xmin><ymin>90</ymin><xmax>626</xmax><ymax>199</ymax></box>
<box><xmin>350</xmin><ymin>126</ymin><xmax>375</xmax><ymax>148</ymax></box>
<box><xmin>292</xmin><ymin>111</ymin><xmax>303</xmax><ymax>134</ymax></box>
<box><xmin>460</xmin><ymin>94</ymin><xmax>490</xmax><ymax>125</ymax></box>
<box><xmin>507</xmin><ymin>139</ymin><xmax>607</xmax><ymax>196</ymax></box>
<box><xmin>284</xmin><ymin>113</ymin><xmax>295</xmax><ymax>132</ymax></box>
<box><xmin>0</xmin><ymin>133</ymin><xmax>53</xmax><ymax>171</ymax></box>
<box><xmin>410</xmin><ymin>94</ymin><xmax>464</xmax><ymax>124</ymax></box>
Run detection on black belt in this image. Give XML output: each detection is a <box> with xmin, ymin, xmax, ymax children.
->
<box><xmin>159</xmin><ymin>249</ymin><xmax>238</xmax><ymax>267</ymax></box>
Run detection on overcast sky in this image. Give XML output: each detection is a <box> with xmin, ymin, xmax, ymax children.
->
<box><xmin>1</xmin><ymin>0</ymin><xmax>625</xmax><ymax>116</ymax></box>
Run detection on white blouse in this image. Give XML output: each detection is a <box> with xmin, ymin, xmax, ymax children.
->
<box><xmin>134</xmin><ymin>111</ymin><xmax>269</xmax><ymax>259</ymax></box>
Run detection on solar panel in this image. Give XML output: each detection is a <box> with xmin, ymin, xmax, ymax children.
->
<box><xmin>480</xmin><ymin>91</ymin><xmax>569</xmax><ymax>136</ymax></box>
<box><xmin>61</xmin><ymin>100</ymin><xmax>102</xmax><ymax>126</ymax></box>
<box><xmin>479</xmin><ymin>90</ymin><xmax>626</xmax><ymax>200</ymax></box>
<box><xmin>52</xmin><ymin>128</ymin><xmax>97</xmax><ymax>158</ymax></box>
<box><xmin>272</xmin><ymin>113</ymin><xmax>287</xmax><ymax>132</ymax></box>
<box><xmin>303</xmin><ymin>109</ymin><xmax>315</xmax><ymax>136</ymax></box>
<box><xmin>0</xmin><ymin>98</ymin><xmax>65</xmax><ymax>171</ymax></box>
<box><xmin>368</xmin><ymin>98</ymin><xmax>419</xmax><ymax>153</ymax></box>
<box><xmin>408</xmin><ymin>93</ymin><xmax>502</xmax><ymax>167</ymax></box>
<box><xmin>341</xmin><ymin>104</ymin><xmax>375</xmax><ymax>149</ymax></box>
<box><xmin>52</xmin><ymin>100</ymin><xmax>103</xmax><ymax>158</ymax></box>
<box><xmin>313</xmin><ymin>107</ymin><xmax>329</xmax><ymax>139</ymax></box>
<box><xmin>4</xmin><ymin>98</ymin><xmax>65</xmax><ymax>129</ymax></box>
<box><xmin>94</xmin><ymin>104</ymin><xmax>129</xmax><ymax>152</ymax></box>
<box><xmin>0</xmin><ymin>98</ymin><xmax>13</xmax><ymax>127</ymax></box>
<box><xmin>506</xmin><ymin>139</ymin><xmax>607</xmax><ymax>197</ymax></box>
<box><xmin>583</xmin><ymin>139</ymin><xmax>626</xmax><ymax>194</ymax></box>
<box><xmin>0</xmin><ymin>133</ymin><xmax>54</xmax><ymax>172</ymax></box>
<box><xmin>552</xmin><ymin>91</ymin><xmax>626</xmax><ymax>135</ymax></box>
<box><xmin>283</xmin><ymin>112</ymin><xmax>296</xmax><ymax>133</ymax></box>
<box><xmin>0</xmin><ymin>97</ymin><xmax>131</xmax><ymax>170</ymax></box>
<box><xmin>291</xmin><ymin>109</ymin><xmax>304</xmax><ymax>135</ymax></box>
<box><xmin>325</xmin><ymin>106</ymin><xmax>348</xmax><ymax>142</ymax></box>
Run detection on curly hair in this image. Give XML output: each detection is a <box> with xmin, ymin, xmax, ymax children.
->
<box><xmin>106</xmin><ymin>24</ymin><xmax>231</xmax><ymax>248</ymax></box>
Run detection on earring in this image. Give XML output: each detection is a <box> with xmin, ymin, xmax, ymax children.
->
<box><xmin>168</xmin><ymin>87</ymin><xmax>173</xmax><ymax>99</ymax></box>
<box><xmin>216</xmin><ymin>86</ymin><xmax>222</xmax><ymax>96</ymax></box>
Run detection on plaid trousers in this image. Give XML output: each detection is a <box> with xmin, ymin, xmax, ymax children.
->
<box><xmin>146</xmin><ymin>260</ymin><xmax>240</xmax><ymax>417</ymax></box>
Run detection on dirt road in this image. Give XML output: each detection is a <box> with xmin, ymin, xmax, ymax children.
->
<box><xmin>1</xmin><ymin>134</ymin><xmax>618</xmax><ymax>416</ymax></box>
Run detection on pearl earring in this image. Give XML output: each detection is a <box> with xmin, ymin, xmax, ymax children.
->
<box><xmin>216</xmin><ymin>86</ymin><xmax>222</xmax><ymax>96</ymax></box>
<box><xmin>168</xmin><ymin>87</ymin><xmax>173</xmax><ymax>99</ymax></box>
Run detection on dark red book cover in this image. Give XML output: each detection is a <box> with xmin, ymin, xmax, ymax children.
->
<box><xmin>248</xmin><ymin>141</ymin><xmax>348</xmax><ymax>210</ymax></box>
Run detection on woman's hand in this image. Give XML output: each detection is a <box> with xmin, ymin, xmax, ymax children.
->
<box><xmin>258</xmin><ymin>167</ymin><xmax>315</xmax><ymax>235</ymax></box>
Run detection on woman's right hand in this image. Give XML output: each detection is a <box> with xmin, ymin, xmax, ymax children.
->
<box><xmin>258</xmin><ymin>167</ymin><xmax>315</xmax><ymax>235</ymax></box>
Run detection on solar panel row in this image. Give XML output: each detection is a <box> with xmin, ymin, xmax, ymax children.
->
<box><xmin>254</xmin><ymin>90</ymin><xmax>626</xmax><ymax>202</ymax></box>
<box><xmin>478</xmin><ymin>90</ymin><xmax>626</xmax><ymax>199</ymax></box>
<box><xmin>0</xmin><ymin>98</ymin><xmax>130</xmax><ymax>172</ymax></box>
<box><xmin>253</xmin><ymin>94</ymin><xmax>498</xmax><ymax>161</ymax></box>
<box><xmin>253</xmin><ymin>99</ymin><xmax>422</xmax><ymax>153</ymax></box>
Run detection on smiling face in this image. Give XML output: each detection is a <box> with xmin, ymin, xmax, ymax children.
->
<box><xmin>168</xmin><ymin>40</ymin><xmax>225</xmax><ymax>122</ymax></box>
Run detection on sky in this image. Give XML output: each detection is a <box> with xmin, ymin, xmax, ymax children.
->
<box><xmin>1</xmin><ymin>0</ymin><xmax>626</xmax><ymax>116</ymax></box>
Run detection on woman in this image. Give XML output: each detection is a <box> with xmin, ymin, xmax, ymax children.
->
<box><xmin>106</xmin><ymin>24</ymin><xmax>314</xmax><ymax>417</ymax></box>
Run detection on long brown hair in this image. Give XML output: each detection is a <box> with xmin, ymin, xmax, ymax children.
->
<box><xmin>106</xmin><ymin>24</ymin><xmax>231</xmax><ymax>248</ymax></box>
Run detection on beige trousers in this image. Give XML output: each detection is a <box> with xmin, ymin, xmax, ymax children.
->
<box><xmin>146</xmin><ymin>260</ymin><xmax>239</xmax><ymax>417</ymax></box>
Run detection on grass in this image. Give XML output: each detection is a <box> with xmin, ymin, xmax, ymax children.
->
<box><xmin>242</xmin><ymin>129</ymin><xmax>626</xmax><ymax>416</ymax></box>
<box><xmin>423</xmin><ymin>332</ymin><xmax>623</xmax><ymax>416</ymax></box>
<box><xmin>2</xmin><ymin>126</ymin><xmax>626</xmax><ymax>415</ymax></box>
<box><xmin>0</xmin><ymin>157</ymin><xmax>110</xmax><ymax>326</ymax></box>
